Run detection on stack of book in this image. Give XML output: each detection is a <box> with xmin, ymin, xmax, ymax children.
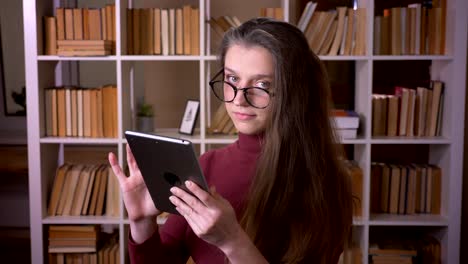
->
<box><xmin>48</xmin><ymin>225</ymin><xmax>100</xmax><ymax>254</ymax></box>
<box><xmin>48</xmin><ymin>225</ymin><xmax>120</xmax><ymax>263</ymax></box>
<box><xmin>57</xmin><ymin>40</ymin><xmax>112</xmax><ymax>56</ymax></box>
<box><xmin>369</xmin><ymin>235</ymin><xmax>441</xmax><ymax>263</ymax></box>
<box><xmin>369</xmin><ymin>247</ymin><xmax>417</xmax><ymax>264</ymax></box>
<box><xmin>43</xmin><ymin>4</ymin><xmax>116</xmax><ymax>56</ymax></box>
<box><xmin>331</xmin><ymin>109</ymin><xmax>360</xmax><ymax>140</ymax></box>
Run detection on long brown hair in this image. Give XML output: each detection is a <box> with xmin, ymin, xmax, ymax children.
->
<box><xmin>219</xmin><ymin>18</ymin><xmax>353</xmax><ymax>263</ymax></box>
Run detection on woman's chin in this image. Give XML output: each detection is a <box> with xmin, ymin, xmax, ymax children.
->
<box><xmin>233</xmin><ymin>123</ymin><xmax>264</xmax><ymax>135</ymax></box>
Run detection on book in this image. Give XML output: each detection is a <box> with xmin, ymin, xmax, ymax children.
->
<box><xmin>386</xmin><ymin>95</ymin><xmax>399</xmax><ymax>137</ymax></box>
<box><xmin>394</xmin><ymin>87</ymin><xmax>410</xmax><ymax>136</ymax></box>
<box><xmin>430</xmin><ymin>165</ymin><xmax>442</xmax><ymax>214</ymax></box>
<box><xmin>405</xmin><ymin>165</ymin><xmax>417</xmax><ymax>214</ymax></box>
<box><xmin>56</xmin><ymin>8</ymin><xmax>65</xmax><ymax>41</ymax></box>
<box><xmin>73</xmin><ymin>8</ymin><xmax>83</xmax><ymax>40</ymax></box>
<box><xmin>190</xmin><ymin>7</ymin><xmax>200</xmax><ymax>55</ymax></box>
<box><xmin>381</xmin><ymin>164</ymin><xmax>391</xmax><ymax>213</ymax></box>
<box><xmin>183</xmin><ymin>5</ymin><xmax>191</xmax><ymax>55</ymax></box>
<box><xmin>428</xmin><ymin>81</ymin><xmax>444</xmax><ymax>136</ymax></box>
<box><xmin>353</xmin><ymin>8</ymin><xmax>367</xmax><ymax>55</ymax></box>
<box><xmin>126</xmin><ymin>9</ymin><xmax>133</xmax><ymax>54</ymax></box>
<box><xmin>373</xmin><ymin>16</ymin><xmax>381</xmax><ymax>55</ymax></box>
<box><xmin>62</xmin><ymin>164</ymin><xmax>85</xmax><ymax>216</ymax></box>
<box><xmin>94</xmin><ymin>165</ymin><xmax>109</xmax><ymax>215</ymax></box>
<box><xmin>169</xmin><ymin>8</ymin><xmax>176</xmax><ymax>55</ymax></box>
<box><xmin>389</xmin><ymin>165</ymin><xmax>401</xmax><ymax>214</ymax></box>
<box><xmin>44</xmin><ymin>16</ymin><xmax>57</xmax><ymax>55</ymax></box>
<box><xmin>343</xmin><ymin>8</ymin><xmax>355</xmax><ymax>55</ymax></box>
<box><xmin>70</xmin><ymin>166</ymin><xmax>92</xmax><ymax>216</ymax></box>
<box><xmin>81</xmin><ymin>165</ymin><xmax>98</xmax><ymax>215</ymax></box>
<box><xmin>88</xmin><ymin>165</ymin><xmax>104</xmax><ymax>215</ymax></box>
<box><xmin>328</xmin><ymin>7</ymin><xmax>347</xmax><ymax>56</ymax></box>
<box><xmin>64</xmin><ymin>9</ymin><xmax>74</xmax><ymax>40</ymax></box>
<box><xmin>297</xmin><ymin>1</ymin><xmax>317</xmax><ymax>32</ymax></box>
<box><xmin>153</xmin><ymin>8</ymin><xmax>161</xmax><ymax>55</ymax></box>
<box><xmin>335</xmin><ymin>128</ymin><xmax>357</xmax><ymax>140</ymax></box>
<box><xmin>57</xmin><ymin>88</ymin><xmax>66</xmax><ymax>137</ymax></box>
<box><xmin>175</xmin><ymin>8</ymin><xmax>184</xmax><ymax>55</ymax></box>
<box><xmin>132</xmin><ymin>8</ymin><xmax>141</xmax><ymax>55</ymax></box>
<box><xmin>48</xmin><ymin>164</ymin><xmax>71</xmax><ymax>216</ymax></box>
<box><xmin>331</xmin><ymin>109</ymin><xmax>359</xmax><ymax>129</ymax></box>
<box><xmin>398</xmin><ymin>166</ymin><xmax>408</xmax><ymax>214</ymax></box>
<box><xmin>161</xmin><ymin>9</ymin><xmax>169</xmax><ymax>55</ymax></box>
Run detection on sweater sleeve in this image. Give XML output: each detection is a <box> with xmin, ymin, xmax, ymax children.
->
<box><xmin>127</xmin><ymin>150</ymin><xmax>216</xmax><ymax>263</ymax></box>
<box><xmin>127</xmin><ymin>215</ymin><xmax>190</xmax><ymax>264</ymax></box>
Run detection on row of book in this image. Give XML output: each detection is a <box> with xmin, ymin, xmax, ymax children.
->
<box><xmin>369</xmin><ymin>235</ymin><xmax>440</xmax><ymax>263</ymax></box>
<box><xmin>374</xmin><ymin>3</ymin><xmax>446</xmax><ymax>55</ymax></box>
<box><xmin>370</xmin><ymin>163</ymin><xmax>441</xmax><ymax>215</ymax></box>
<box><xmin>126</xmin><ymin>6</ymin><xmax>199</xmax><ymax>56</ymax></box>
<box><xmin>48</xmin><ymin>225</ymin><xmax>120</xmax><ymax>263</ymax></box>
<box><xmin>47</xmin><ymin>163</ymin><xmax>120</xmax><ymax>217</ymax></box>
<box><xmin>297</xmin><ymin>2</ymin><xmax>367</xmax><ymax>56</ymax></box>
<box><xmin>372</xmin><ymin>81</ymin><xmax>444</xmax><ymax>137</ymax></box>
<box><xmin>44</xmin><ymin>5</ymin><xmax>116</xmax><ymax>56</ymax></box>
<box><xmin>44</xmin><ymin>85</ymin><xmax>118</xmax><ymax>138</ymax></box>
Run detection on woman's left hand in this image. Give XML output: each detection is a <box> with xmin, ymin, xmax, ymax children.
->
<box><xmin>169</xmin><ymin>181</ymin><xmax>242</xmax><ymax>249</ymax></box>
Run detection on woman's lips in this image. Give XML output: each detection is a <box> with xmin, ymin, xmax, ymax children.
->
<box><xmin>233</xmin><ymin>112</ymin><xmax>255</xmax><ymax>121</ymax></box>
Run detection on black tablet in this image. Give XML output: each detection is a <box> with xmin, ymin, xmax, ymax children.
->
<box><xmin>124</xmin><ymin>131</ymin><xmax>209</xmax><ymax>215</ymax></box>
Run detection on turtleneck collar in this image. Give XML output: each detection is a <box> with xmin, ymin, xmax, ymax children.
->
<box><xmin>236</xmin><ymin>132</ymin><xmax>263</xmax><ymax>154</ymax></box>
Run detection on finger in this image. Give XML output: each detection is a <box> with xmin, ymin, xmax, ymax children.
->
<box><xmin>126</xmin><ymin>144</ymin><xmax>139</xmax><ymax>175</ymax></box>
<box><xmin>185</xmin><ymin>181</ymin><xmax>214</xmax><ymax>207</ymax></box>
<box><xmin>170</xmin><ymin>195</ymin><xmax>198</xmax><ymax>218</ymax></box>
<box><xmin>174</xmin><ymin>205</ymin><xmax>203</xmax><ymax>234</ymax></box>
<box><xmin>171</xmin><ymin>186</ymin><xmax>206</xmax><ymax>214</ymax></box>
<box><xmin>108</xmin><ymin>152</ymin><xmax>127</xmax><ymax>184</ymax></box>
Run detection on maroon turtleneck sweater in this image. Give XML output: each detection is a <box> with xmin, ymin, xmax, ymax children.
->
<box><xmin>128</xmin><ymin>133</ymin><xmax>262</xmax><ymax>264</ymax></box>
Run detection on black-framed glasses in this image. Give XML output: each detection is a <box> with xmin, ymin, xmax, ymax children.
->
<box><xmin>208</xmin><ymin>69</ymin><xmax>274</xmax><ymax>109</ymax></box>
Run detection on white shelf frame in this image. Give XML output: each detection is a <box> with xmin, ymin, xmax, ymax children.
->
<box><xmin>23</xmin><ymin>0</ymin><xmax>467</xmax><ymax>263</ymax></box>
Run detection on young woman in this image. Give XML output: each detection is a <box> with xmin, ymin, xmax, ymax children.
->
<box><xmin>109</xmin><ymin>18</ymin><xmax>353</xmax><ymax>263</ymax></box>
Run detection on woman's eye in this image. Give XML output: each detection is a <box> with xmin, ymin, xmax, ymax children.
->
<box><xmin>226</xmin><ymin>75</ymin><xmax>238</xmax><ymax>83</ymax></box>
<box><xmin>256</xmin><ymin>81</ymin><xmax>270</xmax><ymax>89</ymax></box>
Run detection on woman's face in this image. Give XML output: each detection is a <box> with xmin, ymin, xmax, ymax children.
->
<box><xmin>223</xmin><ymin>44</ymin><xmax>275</xmax><ymax>135</ymax></box>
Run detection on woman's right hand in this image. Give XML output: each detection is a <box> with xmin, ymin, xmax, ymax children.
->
<box><xmin>108</xmin><ymin>144</ymin><xmax>161</xmax><ymax>243</ymax></box>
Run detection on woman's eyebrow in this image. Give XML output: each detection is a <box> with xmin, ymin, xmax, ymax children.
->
<box><xmin>224</xmin><ymin>67</ymin><xmax>273</xmax><ymax>79</ymax></box>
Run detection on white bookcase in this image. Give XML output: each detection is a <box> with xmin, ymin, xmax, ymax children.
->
<box><xmin>23</xmin><ymin>0</ymin><xmax>467</xmax><ymax>263</ymax></box>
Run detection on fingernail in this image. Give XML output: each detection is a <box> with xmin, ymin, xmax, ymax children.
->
<box><xmin>169</xmin><ymin>196</ymin><xmax>175</xmax><ymax>202</ymax></box>
<box><xmin>170</xmin><ymin>187</ymin><xmax>176</xmax><ymax>193</ymax></box>
<box><xmin>185</xmin><ymin>181</ymin><xmax>191</xmax><ymax>187</ymax></box>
